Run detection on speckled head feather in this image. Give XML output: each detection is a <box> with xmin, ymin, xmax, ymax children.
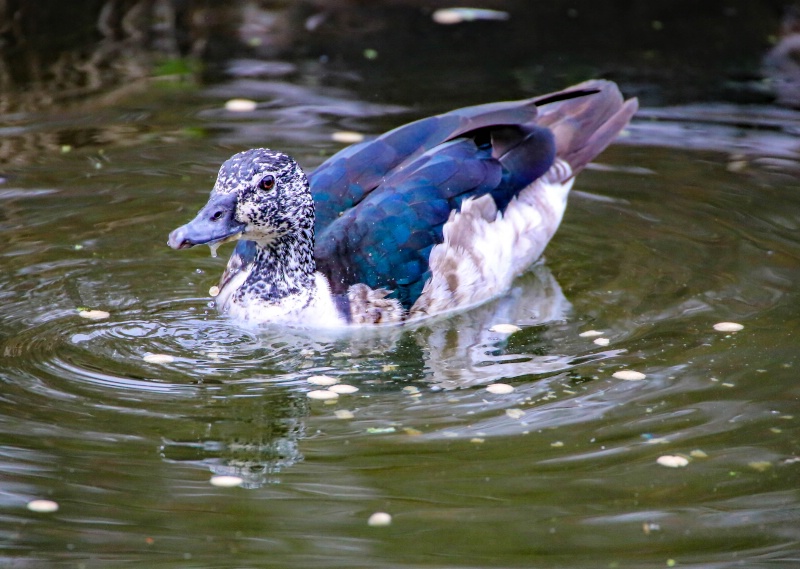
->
<box><xmin>213</xmin><ymin>149</ymin><xmax>297</xmax><ymax>195</ymax></box>
<box><xmin>206</xmin><ymin>148</ymin><xmax>321</xmax><ymax>313</ymax></box>
<box><xmin>215</xmin><ymin>148</ymin><xmax>314</xmax><ymax>245</ymax></box>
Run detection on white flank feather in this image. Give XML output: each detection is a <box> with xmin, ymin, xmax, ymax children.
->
<box><xmin>410</xmin><ymin>159</ymin><xmax>574</xmax><ymax>318</ymax></box>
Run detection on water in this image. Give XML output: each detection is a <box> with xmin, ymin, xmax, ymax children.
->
<box><xmin>1</xmin><ymin>62</ymin><xmax>800</xmax><ymax>569</ymax></box>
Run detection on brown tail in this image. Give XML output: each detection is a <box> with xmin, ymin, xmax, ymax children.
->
<box><xmin>534</xmin><ymin>79</ymin><xmax>638</xmax><ymax>175</ymax></box>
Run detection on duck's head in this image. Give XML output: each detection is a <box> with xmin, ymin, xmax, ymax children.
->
<box><xmin>168</xmin><ymin>148</ymin><xmax>313</xmax><ymax>251</ymax></box>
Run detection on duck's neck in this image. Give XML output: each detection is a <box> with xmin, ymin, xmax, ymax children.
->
<box><xmin>243</xmin><ymin>228</ymin><xmax>317</xmax><ymax>303</ymax></box>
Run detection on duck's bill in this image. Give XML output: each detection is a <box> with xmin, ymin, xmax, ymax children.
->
<box><xmin>168</xmin><ymin>193</ymin><xmax>246</xmax><ymax>251</ymax></box>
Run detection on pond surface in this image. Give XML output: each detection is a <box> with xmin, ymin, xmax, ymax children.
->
<box><xmin>1</xmin><ymin>58</ymin><xmax>800</xmax><ymax>568</ymax></box>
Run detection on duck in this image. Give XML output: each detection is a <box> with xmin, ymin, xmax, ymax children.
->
<box><xmin>168</xmin><ymin>79</ymin><xmax>637</xmax><ymax>327</ymax></box>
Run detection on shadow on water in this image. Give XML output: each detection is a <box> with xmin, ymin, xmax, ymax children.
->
<box><xmin>1</xmin><ymin>1</ymin><xmax>799</xmax><ymax>568</ymax></box>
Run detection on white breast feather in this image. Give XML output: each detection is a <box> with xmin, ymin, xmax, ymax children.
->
<box><xmin>218</xmin><ymin>270</ymin><xmax>346</xmax><ymax>327</ymax></box>
<box><xmin>410</xmin><ymin>159</ymin><xmax>574</xmax><ymax>318</ymax></box>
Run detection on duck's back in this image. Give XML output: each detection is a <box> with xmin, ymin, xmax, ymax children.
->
<box><xmin>311</xmin><ymin>79</ymin><xmax>637</xmax><ymax>316</ymax></box>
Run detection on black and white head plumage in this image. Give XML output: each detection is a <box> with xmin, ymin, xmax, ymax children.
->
<box><xmin>214</xmin><ymin>148</ymin><xmax>314</xmax><ymax>245</ymax></box>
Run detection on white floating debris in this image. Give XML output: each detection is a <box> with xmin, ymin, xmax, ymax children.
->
<box><xmin>642</xmin><ymin>522</ymin><xmax>661</xmax><ymax>535</ymax></box>
<box><xmin>506</xmin><ymin>408</ymin><xmax>525</xmax><ymax>419</ymax></box>
<box><xmin>208</xmin><ymin>285</ymin><xmax>220</xmax><ymax>297</ymax></box>
<box><xmin>612</xmin><ymin>370</ymin><xmax>646</xmax><ymax>381</ymax></box>
<box><xmin>329</xmin><ymin>384</ymin><xmax>359</xmax><ymax>394</ymax></box>
<box><xmin>489</xmin><ymin>323</ymin><xmax>521</xmax><ymax>334</ymax></box>
<box><xmin>79</xmin><ymin>309</ymin><xmax>110</xmax><ymax>320</ymax></box>
<box><xmin>27</xmin><ymin>499</ymin><xmax>59</xmax><ymax>513</ymax></box>
<box><xmin>334</xmin><ymin>409</ymin><xmax>355</xmax><ymax>419</ymax></box>
<box><xmin>551</xmin><ymin>441</ymin><xmax>564</xmax><ymax>448</ymax></box>
<box><xmin>224</xmin><ymin>98</ymin><xmax>257</xmax><ymax>112</ymax></box>
<box><xmin>657</xmin><ymin>455</ymin><xmax>689</xmax><ymax>468</ymax></box>
<box><xmin>486</xmin><ymin>383</ymin><xmax>514</xmax><ymax>394</ymax></box>
<box><xmin>593</xmin><ymin>337</ymin><xmax>610</xmax><ymax>346</ymax></box>
<box><xmin>209</xmin><ymin>475</ymin><xmax>243</xmax><ymax>488</ymax></box>
<box><xmin>143</xmin><ymin>354</ymin><xmax>175</xmax><ymax>364</ymax></box>
<box><xmin>331</xmin><ymin>131</ymin><xmax>365</xmax><ymax>144</ymax></box>
<box><xmin>367</xmin><ymin>512</ymin><xmax>392</xmax><ymax>527</ymax></box>
<box><xmin>432</xmin><ymin>8</ymin><xmax>509</xmax><ymax>25</ymax></box>
<box><xmin>713</xmin><ymin>322</ymin><xmax>744</xmax><ymax>332</ymax></box>
<box><xmin>307</xmin><ymin>375</ymin><xmax>339</xmax><ymax>386</ymax></box>
<box><xmin>307</xmin><ymin>389</ymin><xmax>339</xmax><ymax>401</ymax></box>
<box><xmin>402</xmin><ymin>386</ymin><xmax>420</xmax><ymax>395</ymax></box>
<box><xmin>579</xmin><ymin>329</ymin><xmax>604</xmax><ymax>338</ymax></box>
<box><xmin>748</xmin><ymin>461</ymin><xmax>772</xmax><ymax>472</ymax></box>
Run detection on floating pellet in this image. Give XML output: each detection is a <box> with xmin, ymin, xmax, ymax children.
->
<box><xmin>331</xmin><ymin>131</ymin><xmax>364</xmax><ymax>144</ymax></box>
<box><xmin>657</xmin><ymin>455</ymin><xmax>689</xmax><ymax>468</ymax></box>
<box><xmin>486</xmin><ymin>383</ymin><xmax>514</xmax><ymax>394</ymax></box>
<box><xmin>208</xmin><ymin>286</ymin><xmax>220</xmax><ymax>297</ymax></box>
<box><xmin>367</xmin><ymin>512</ymin><xmax>392</xmax><ymax>527</ymax></box>
<box><xmin>432</xmin><ymin>8</ymin><xmax>509</xmax><ymax>24</ymax></box>
<box><xmin>143</xmin><ymin>354</ymin><xmax>174</xmax><ymax>364</ymax></box>
<box><xmin>27</xmin><ymin>499</ymin><xmax>59</xmax><ymax>513</ymax></box>
<box><xmin>713</xmin><ymin>322</ymin><xmax>744</xmax><ymax>332</ymax></box>
<box><xmin>334</xmin><ymin>410</ymin><xmax>354</xmax><ymax>419</ymax></box>
<box><xmin>613</xmin><ymin>370</ymin><xmax>646</xmax><ymax>381</ymax></box>
<box><xmin>489</xmin><ymin>323</ymin><xmax>521</xmax><ymax>334</ymax></box>
<box><xmin>579</xmin><ymin>330</ymin><xmax>603</xmax><ymax>338</ymax></box>
<box><xmin>210</xmin><ymin>475</ymin><xmax>243</xmax><ymax>488</ymax></box>
<box><xmin>224</xmin><ymin>98</ymin><xmax>257</xmax><ymax>112</ymax></box>
<box><xmin>79</xmin><ymin>309</ymin><xmax>110</xmax><ymax>320</ymax></box>
<box><xmin>329</xmin><ymin>384</ymin><xmax>358</xmax><ymax>394</ymax></box>
<box><xmin>307</xmin><ymin>390</ymin><xmax>339</xmax><ymax>400</ymax></box>
<box><xmin>593</xmin><ymin>337</ymin><xmax>610</xmax><ymax>346</ymax></box>
<box><xmin>307</xmin><ymin>375</ymin><xmax>339</xmax><ymax>386</ymax></box>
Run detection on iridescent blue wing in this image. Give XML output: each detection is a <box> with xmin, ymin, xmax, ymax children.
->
<box><xmin>315</xmin><ymin>123</ymin><xmax>556</xmax><ymax>307</ymax></box>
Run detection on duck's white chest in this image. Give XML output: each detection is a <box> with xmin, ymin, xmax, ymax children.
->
<box><xmin>215</xmin><ymin>270</ymin><xmax>346</xmax><ymax>327</ymax></box>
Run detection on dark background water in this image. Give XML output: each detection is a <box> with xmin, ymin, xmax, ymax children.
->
<box><xmin>1</xmin><ymin>1</ymin><xmax>799</xmax><ymax>568</ymax></box>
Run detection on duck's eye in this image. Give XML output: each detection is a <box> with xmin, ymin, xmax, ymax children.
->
<box><xmin>258</xmin><ymin>175</ymin><xmax>275</xmax><ymax>191</ymax></box>
<box><xmin>211</xmin><ymin>210</ymin><xmax>224</xmax><ymax>221</ymax></box>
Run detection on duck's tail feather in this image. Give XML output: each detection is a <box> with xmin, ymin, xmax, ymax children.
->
<box><xmin>535</xmin><ymin>79</ymin><xmax>639</xmax><ymax>176</ymax></box>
